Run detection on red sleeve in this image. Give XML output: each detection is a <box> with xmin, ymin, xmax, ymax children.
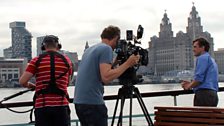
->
<box><xmin>26</xmin><ymin>57</ymin><xmax>39</xmax><ymax>75</ymax></box>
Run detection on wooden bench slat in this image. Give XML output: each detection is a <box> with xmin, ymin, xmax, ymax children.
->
<box><xmin>155</xmin><ymin>111</ymin><xmax>224</xmax><ymax>118</ymax></box>
<box><xmin>155</xmin><ymin>116</ymin><xmax>224</xmax><ymax>124</ymax></box>
<box><xmin>155</xmin><ymin>106</ymin><xmax>224</xmax><ymax>112</ymax></box>
<box><xmin>155</xmin><ymin>122</ymin><xmax>209</xmax><ymax>126</ymax></box>
<box><xmin>156</xmin><ymin>109</ymin><xmax>223</xmax><ymax>113</ymax></box>
<box><xmin>154</xmin><ymin>106</ymin><xmax>224</xmax><ymax>125</ymax></box>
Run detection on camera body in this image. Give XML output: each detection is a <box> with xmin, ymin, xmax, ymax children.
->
<box><xmin>116</xmin><ymin>39</ymin><xmax>148</xmax><ymax>66</ymax></box>
<box><xmin>115</xmin><ymin>25</ymin><xmax>148</xmax><ymax>85</ymax></box>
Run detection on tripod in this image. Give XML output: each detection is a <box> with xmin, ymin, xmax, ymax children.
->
<box><xmin>111</xmin><ymin>84</ymin><xmax>154</xmax><ymax>126</ymax></box>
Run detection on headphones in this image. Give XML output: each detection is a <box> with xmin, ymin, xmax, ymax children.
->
<box><xmin>41</xmin><ymin>35</ymin><xmax>62</xmax><ymax>50</ymax></box>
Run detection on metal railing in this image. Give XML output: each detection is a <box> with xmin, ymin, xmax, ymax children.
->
<box><xmin>0</xmin><ymin>88</ymin><xmax>196</xmax><ymax>109</ymax></box>
<box><xmin>1</xmin><ymin>87</ymin><xmax>224</xmax><ymax>126</ymax></box>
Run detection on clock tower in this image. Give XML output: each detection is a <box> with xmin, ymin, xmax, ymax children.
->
<box><xmin>186</xmin><ymin>3</ymin><xmax>203</xmax><ymax>40</ymax></box>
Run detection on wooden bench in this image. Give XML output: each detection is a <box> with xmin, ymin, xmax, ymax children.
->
<box><xmin>154</xmin><ymin>106</ymin><xmax>224</xmax><ymax>126</ymax></box>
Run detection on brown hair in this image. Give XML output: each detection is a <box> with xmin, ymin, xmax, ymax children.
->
<box><xmin>100</xmin><ymin>25</ymin><xmax>120</xmax><ymax>40</ymax></box>
<box><xmin>193</xmin><ymin>37</ymin><xmax>210</xmax><ymax>52</ymax></box>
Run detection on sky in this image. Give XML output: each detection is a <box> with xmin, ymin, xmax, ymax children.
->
<box><xmin>0</xmin><ymin>0</ymin><xmax>224</xmax><ymax>59</ymax></box>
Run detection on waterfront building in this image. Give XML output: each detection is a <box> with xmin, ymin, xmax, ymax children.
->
<box><xmin>3</xmin><ymin>47</ymin><xmax>13</xmax><ymax>58</ymax></box>
<box><xmin>148</xmin><ymin>5</ymin><xmax>214</xmax><ymax>76</ymax></box>
<box><xmin>214</xmin><ymin>48</ymin><xmax>224</xmax><ymax>74</ymax></box>
<box><xmin>60</xmin><ymin>50</ymin><xmax>79</xmax><ymax>72</ymax></box>
<box><xmin>36</xmin><ymin>36</ymin><xmax>45</xmax><ymax>56</ymax></box>
<box><xmin>0</xmin><ymin>57</ymin><xmax>27</xmax><ymax>87</ymax></box>
<box><xmin>9</xmin><ymin>21</ymin><xmax>32</xmax><ymax>61</ymax></box>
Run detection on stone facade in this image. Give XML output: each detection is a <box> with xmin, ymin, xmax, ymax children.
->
<box><xmin>0</xmin><ymin>57</ymin><xmax>27</xmax><ymax>86</ymax></box>
<box><xmin>214</xmin><ymin>49</ymin><xmax>224</xmax><ymax>74</ymax></box>
<box><xmin>148</xmin><ymin>5</ymin><xmax>214</xmax><ymax>76</ymax></box>
<box><xmin>3</xmin><ymin>47</ymin><xmax>13</xmax><ymax>58</ymax></box>
<box><xmin>36</xmin><ymin>36</ymin><xmax>45</xmax><ymax>56</ymax></box>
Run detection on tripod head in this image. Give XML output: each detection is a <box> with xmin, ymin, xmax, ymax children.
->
<box><xmin>118</xmin><ymin>67</ymin><xmax>144</xmax><ymax>86</ymax></box>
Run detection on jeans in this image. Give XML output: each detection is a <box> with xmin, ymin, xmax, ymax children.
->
<box><xmin>75</xmin><ymin>104</ymin><xmax>108</xmax><ymax>126</ymax></box>
<box><xmin>35</xmin><ymin>106</ymin><xmax>71</xmax><ymax>126</ymax></box>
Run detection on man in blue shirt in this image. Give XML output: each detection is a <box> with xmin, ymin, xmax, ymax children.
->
<box><xmin>74</xmin><ymin>25</ymin><xmax>140</xmax><ymax>126</ymax></box>
<box><xmin>182</xmin><ymin>37</ymin><xmax>219</xmax><ymax>106</ymax></box>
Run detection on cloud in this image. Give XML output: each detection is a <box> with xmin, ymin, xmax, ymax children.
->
<box><xmin>1</xmin><ymin>0</ymin><xmax>224</xmax><ymax>58</ymax></box>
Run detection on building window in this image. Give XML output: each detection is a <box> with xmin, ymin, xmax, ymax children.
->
<box><xmin>2</xmin><ymin>74</ymin><xmax>6</xmax><ymax>79</ymax></box>
<box><xmin>14</xmin><ymin>74</ymin><xmax>18</xmax><ymax>79</ymax></box>
<box><xmin>8</xmin><ymin>74</ymin><xmax>12</xmax><ymax>80</ymax></box>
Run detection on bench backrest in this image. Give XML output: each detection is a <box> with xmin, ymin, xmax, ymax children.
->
<box><xmin>154</xmin><ymin>106</ymin><xmax>224</xmax><ymax>126</ymax></box>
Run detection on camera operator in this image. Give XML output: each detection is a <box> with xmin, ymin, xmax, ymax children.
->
<box><xmin>74</xmin><ymin>25</ymin><xmax>140</xmax><ymax>126</ymax></box>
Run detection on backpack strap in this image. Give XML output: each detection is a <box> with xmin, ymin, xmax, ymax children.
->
<box><xmin>53</xmin><ymin>52</ymin><xmax>70</xmax><ymax>81</ymax></box>
<box><xmin>33</xmin><ymin>51</ymin><xmax>71</xmax><ymax>106</ymax></box>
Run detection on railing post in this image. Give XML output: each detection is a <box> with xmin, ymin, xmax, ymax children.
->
<box><xmin>173</xmin><ymin>95</ymin><xmax>177</xmax><ymax>106</ymax></box>
<box><xmin>76</xmin><ymin>121</ymin><xmax>79</xmax><ymax>126</ymax></box>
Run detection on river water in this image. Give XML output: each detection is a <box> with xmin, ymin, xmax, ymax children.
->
<box><xmin>1</xmin><ymin>83</ymin><xmax>224</xmax><ymax>125</ymax></box>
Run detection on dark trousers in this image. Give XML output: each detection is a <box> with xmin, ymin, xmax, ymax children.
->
<box><xmin>34</xmin><ymin>106</ymin><xmax>71</xmax><ymax>126</ymax></box>
<box><xmin>75</xmin><ymin>104</ymin><xmax>108</xmax><ymax>126</ymax></box>
<box><xmin>194</xmin><ymin>89</ymin><xmax>218</xmax><ymax>107</ymax></box>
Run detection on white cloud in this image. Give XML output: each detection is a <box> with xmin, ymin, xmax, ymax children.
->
<box><xmin>0</xmin><ymin>0</ymin><xmax>224</xmax><ymax>59</ymax></box>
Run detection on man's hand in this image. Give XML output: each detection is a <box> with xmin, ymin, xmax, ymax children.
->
<box><xmin>181</xmin><ymin>80</ymin><xmax>191</xmax><ymax>90</ymax></box>
<box><xmin>126</xmin><ymin>54</ymin><xmax>140</xmax><ymax>67</ymax></box>
<box><xmin>27</xmin><ymin>82</ymin><xmax>36</xmax><ymax>89</ymax></box>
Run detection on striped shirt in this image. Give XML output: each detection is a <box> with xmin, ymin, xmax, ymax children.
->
<box><xmin>26</xmin><ymin>52</ymin><xmax>72</xmax><ymax>108</ymax></box>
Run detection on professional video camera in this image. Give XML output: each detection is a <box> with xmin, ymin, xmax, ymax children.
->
<box><xmin>115</xmin><ymin>25</ymin><xmax>148</xmax><ymax>85</ymax></box>
<box><xmin>112</xmin><ymin>26</ymin><xmax>153</xmax><ymax>126</ymax></box>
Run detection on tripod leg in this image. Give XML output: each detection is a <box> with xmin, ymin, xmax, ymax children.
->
<box><xmin>129</xmin><ymin>89</ymin><xmax>133</xmax><ymax>126</ymax></box>
<box><xmin>111</xmin><ymin>89</ymin><xmax>121</xmax><ymax>126</ymax></box>
<box><xmin>117</xmin><ymin>94</ymin><xmax>126</xmax><ymax>126</ymax></box>
<box><xmin>134</xmin><ymin>88</ymin><xmax>154</xmax><ymax>126</ymax></box>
